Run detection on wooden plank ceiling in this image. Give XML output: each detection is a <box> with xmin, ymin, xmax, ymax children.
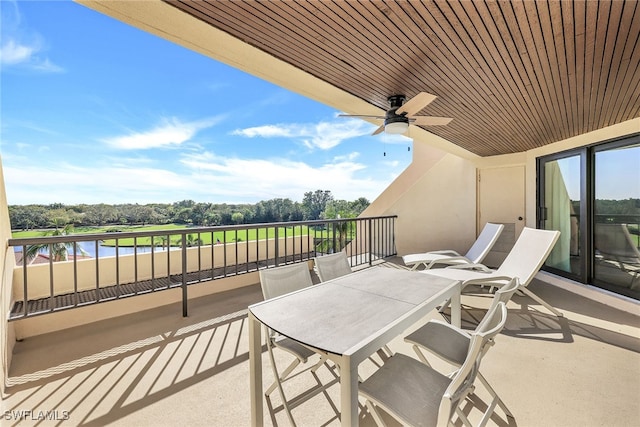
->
<box><xmin>167</xmin><ymin>0</ymin><xmax>639</xmax><ymax>157</ymax></box>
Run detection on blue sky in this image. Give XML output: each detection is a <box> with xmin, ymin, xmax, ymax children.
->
<box><xmin>0</xmin><ymin>0</ymin><xmax>412</xmax><ymax>205</ymax></box>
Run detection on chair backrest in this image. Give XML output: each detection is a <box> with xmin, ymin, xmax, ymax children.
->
<box><xmin>314</xmin><ymin>252</ymin><xmax>353</xmax><ymax>282</ymax></box>
<box><xmin>259</xmin><ymin>263</ymin><xmax>313</xmax><ymax>300</ymax></box>
<box><xmin>495</xmin><ymin>227</ymin><xmax>561</xmax><ymax>287</ymax></box>
<box><xmin>595</xmin><ymin>223</ymin><xmax>640</xmax><ymax>263</ymax></box>
<box><xmin>464</xmin><ymin>222</ymin><xmax>505</xmax><ymax>264</ymax></box>
<box><xmin>477</xmin><ymin>278</ymin><xmax>519</xmax><ymax>332</ymax></box>
<box><xmin>438</xmin><ymin>302</ymin><xmax>508</xmax><ymax>426</ymax></box>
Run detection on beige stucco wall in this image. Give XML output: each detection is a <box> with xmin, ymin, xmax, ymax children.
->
<box><xmin>363</xmin><ymin>132</ymin><xmax>478</xmax><ymax>257</ymax></box>
<box><xmin>0</xmin><ymin>157</ymin><xmax>16</xmax><ymax>392</ymax></box>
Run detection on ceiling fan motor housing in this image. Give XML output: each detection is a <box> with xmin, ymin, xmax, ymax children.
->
<box><xmin>387</xmin><ymin>94</ymin><xmax>406</xmax><ymax>111</ymax></box>
<box><xmin>384</xmin><ymin>95</ymin><xmax>409</xmax><ymax>131</ymax></box>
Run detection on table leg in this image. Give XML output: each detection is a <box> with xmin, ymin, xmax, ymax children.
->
<box><xmin>249</xmin><ymin>312</ymin><xmax>263</xmax><ymax>427</ymax></box>
<box><xmin>340</xmin><ymin>355</ymin><xmax>359</xmax><ymax>427</ymax></box>
<box><xmin>451</xmin><ymin>282</ymin><xmax>462</xmax><ymax>328</ymax></box>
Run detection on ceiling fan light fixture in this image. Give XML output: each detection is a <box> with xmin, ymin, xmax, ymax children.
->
<box><xmin>384</xmin><ymin>120</ymin><xmax>409</xmax><ymax>134</ymax></box>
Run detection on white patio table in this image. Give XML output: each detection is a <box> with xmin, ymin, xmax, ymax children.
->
<box><xmin>248</xmin><ymin>266</ymin><xmax>461</xmax><ymax>426</ymax></box>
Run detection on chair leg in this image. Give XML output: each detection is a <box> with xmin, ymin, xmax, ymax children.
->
<box><xmin>520</xmin><ymin>286</ymin><xmax>563</xmax><ymax>317</ymax></box>
<box><xmin>438</xmin><ymin>298</ymin><xmax>451</xmax><ymax>313</ymax></box>
<box><xmin>265</xmin><ymin>356</ymin><xmax>301</xmax><ymax>397</ymax></box>
<box><xmin>455</xmin><ymin>406</ymin><xmax>473</xmax><ymax>427</ymax></box>
<box><xmin>265</xmin><ymin>337</ymin><xmax>298</xmax><ymax>427</ymax></box>
<box><xmin>477</xmin><ymin>373</ymin><xmax>514</xmax><ymax>419</ymax></box>
<box><xmin>365</xmin><ymin>400</ymin><xmax>389</xmax><ymax>427</ymax></box>
<box><xmin>310</xmin><ymin>355</ymin><xmax>328</xmax><ymax>373</ymax></box>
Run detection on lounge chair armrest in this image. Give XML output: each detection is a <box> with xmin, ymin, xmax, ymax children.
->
<box><xmin>445</xmin><ymin>263</ymin><xmax>492</xmax><ymax>272</ymax></box>
<box><xmin>426</xmin><ymin>250</ymin><xmax>462</xmax><ymax>256</ymax></box>
<box><xmin>426</xmin><ymin>256</ymin><xmax>473</xmax><ymax>269</ymax></box>
<box><xmin>462</xmin><ymin>276</ymin><xmax>515</xmax><ymax>287</ymax></box>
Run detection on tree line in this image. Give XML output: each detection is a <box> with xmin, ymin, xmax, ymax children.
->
<box><xmin>8</xmin><ymin>190</ymin><xmax>371</xmax><ymax>230</ymax></box>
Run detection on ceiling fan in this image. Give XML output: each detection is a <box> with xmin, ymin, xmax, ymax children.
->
<box><xmin>339</xmin><ymin>92</ymin><xmax>453</xmax><ymax>135</ymax></box>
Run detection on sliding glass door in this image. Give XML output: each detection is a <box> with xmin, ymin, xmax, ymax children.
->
<box><xmin>540</xmin><ymin>153</ymin><xmax>583</xmax><ymax>278</ymax></box>
<box><xmin>593</xmin><ymin>142</ymin><xmax>640</xmax><ymax>298</ymax></box>
<box><xmin>538</xmin><ymin>134</ymin><xmax>639</xmax><ymax>300</ymax></box>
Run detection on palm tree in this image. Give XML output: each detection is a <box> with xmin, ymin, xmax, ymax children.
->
<box><xmin>25</xmin><ymin>223</ymin><xmax>88</xmax><ymax>263</ymax></box>
<box><xmin>179</xmin><ymin>233</ymin><xmax>203</xmax><ymax>247</ymax></box>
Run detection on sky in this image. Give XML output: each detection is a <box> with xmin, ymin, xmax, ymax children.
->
<box><xmin>0</xmin><ymin>0</ymin><xmax>413</xmax><ymax>206</ymax></box>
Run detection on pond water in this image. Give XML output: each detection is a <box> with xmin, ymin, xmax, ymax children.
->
<box><xmin>75</xmin><ymin>241</ymin><xmax>158</xmax><ymax>258</ymax></box>
<box><xmin>14</xmin><ymin>242</ymin><xmax>169</xmax><ymax>258</ymax></box>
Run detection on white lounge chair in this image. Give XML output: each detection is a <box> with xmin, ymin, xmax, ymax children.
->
<box><xmin>314</xmin><ymin>251</ymin><xmax>353</xmax><ymax>282</ymax></box>
<box><xmin>405</xmin><ymin>278</ymin><xmax>520</xmax><ymax>425</ymax></box>
<box><xmin>360</xmin><ymin>302</ymin><xmax>509</xmax><ymax>427</ymax></box>
<box><xmin>422</xmin><ymin>227</ymin><xmax>562</xmax><ymax>317</ymax></box>
<box><xmin>258</xmin><ymin>263</ymin><xmax>333</xmax><ymax>425</ymax></box>
<box><xmin>595</xmin><ymin>223</ymin><xmax>640</xmax><ymax>289</ymax></box>
<box><xmin>402</xmin><ymin>223</ymin><xmax>504</xmax><ymax>270</ymax></box>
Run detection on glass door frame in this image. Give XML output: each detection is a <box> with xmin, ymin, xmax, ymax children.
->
<box><xmin>536</xmin><ymin>132</ymin><xmax>639</xmax><ymax>287</ymax></box>
<box><xmin>536</xmin><ymin>148</ymin><xmax>590</xmax><ymax>283</ymax></box>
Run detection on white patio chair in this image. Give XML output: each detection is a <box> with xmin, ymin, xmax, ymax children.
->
<box><xmin>595</xmin><ymin>223</ymin><xmax>640</xmax><ymax>289</ymax></box>
<box><xmin>404</xmin><ymin>278</ymin><xmax>520</xmax><ymax>425</ymax></box>
<box><xmin>422</xmin><ymin>227</ymin><xmax>562</xmax><ymax>317</ymax></box>
<box><xmin>314</xmin><ymin>251</ymin><xmax>353</xmax><ymax>282</ymax></box>
<box><xmin>259</xmin><ymin>263</ymin><xmax>333</xmax><ymax>426</ymax></box>
<box><xmin>360</xmin><ymin>302</ymin><xmax>509</xmax><ymax>427</ymax></box>
<box><xmin>402</xmin><ymin>223</ymin><xmax>504</xmax><ymax>270</ymax></box>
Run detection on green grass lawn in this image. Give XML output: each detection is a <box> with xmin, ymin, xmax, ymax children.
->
<box><xmin>100</xmin><ymin>226</ymin><xmax>314</xmax><ymax>247</ymax></box>
<box><xmin>11</xmin><ymin>224</ymin><xmax>347</xmax><ymax>248</ymax></box>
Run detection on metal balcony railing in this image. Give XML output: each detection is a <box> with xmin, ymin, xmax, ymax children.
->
<box><xmin>7</xmin><ymin>216</ymin><xmax>397</xmax><ymax>321</ymax></box>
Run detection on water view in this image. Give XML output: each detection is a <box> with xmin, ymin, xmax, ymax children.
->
<box><xmin>14</xmin><ymin>241</ymin><xmax>167</xmax><ymax>259</ymax></box>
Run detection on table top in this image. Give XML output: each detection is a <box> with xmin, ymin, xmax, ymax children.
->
<box><xmin>249</xmin><ymin>266</ymin><xmax>458</xmax><ymax>356</ymax></box>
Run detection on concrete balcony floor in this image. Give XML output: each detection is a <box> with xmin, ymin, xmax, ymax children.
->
<box><xmin>3</xmin><ymin>259</ymin><xmax>639</xmax><ymax>426</ymax></box>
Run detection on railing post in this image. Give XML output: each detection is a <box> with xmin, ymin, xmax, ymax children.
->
<box><xmin>22</xmin><ymin>245</ymin><xmax>28</xmax><ymax>317</ymax></box>
<box><xmin>332</xmin><ymin>222</ymin><xmax>337</xmax><ymax>253</ymax></box>
<box><xmin>182</xmin><ymin>233</ymin><xmax>188</xmax><ymax>317</ymax></box>
<box><xmin>274</xmin><ymin>225</ymin><xmax>280</xmax><ymax>266</ymax></box>
<box><xmin>368</xmin><ymin>218</ymin><xmax>373</xmax><ymax>266</ymax></box>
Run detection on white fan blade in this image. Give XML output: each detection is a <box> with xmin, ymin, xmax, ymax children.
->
<box><xmin>396</xmin><ymin>92</ymin><xmax>437</xmax><ymax>116</ymax></box>
<box><xmin>339</xmin><ymin>114</ymin><xmax>385</xmax><ymax>119</ymax></box>
<box><xmin>372</xmin><ymin>124</ymin><xmax>385</xmax><ymax>135</ymax></box>
<box><xmin>411</xmin><ymin>116</ymin><xmax>453</xmax><ymax>126</ymax></box>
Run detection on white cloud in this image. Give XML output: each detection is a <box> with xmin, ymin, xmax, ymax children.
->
<box><xmin>103</xmin><ymin>117</ymin><xmax>221</xmax><ymax>150</ymax></box>
<box><xmin>4</xmin><ymin>163</ymin><xmax>190</xmax><ymax>205</ymax></box>
<box><xmin>32</xmin><ymin>57</ymin><xmax>64</xmax><ymax>73</ymax></box>
<box><xmin>233</xmin><ymin>125</ymin><xmax>293</xmax><ymax>138</ymax></box>
<box><xmin>333</xmin><ymin>152</ymin><xmax>360</xmax><ymax>162</ymax></box>
<box><xmin>179</xmin><ymin>151</ymin><xmax>381</xmax><ymax>202</ymax></box>
<box><xmin>232</xmin><ymin>118</ymin><xmax>374</xmax><ymax>150</ymax></box>
<box><xmin>0</xmin><ymin>39</ymin><xmax>34</xmax><ymax>65</ymax></box>
<box><xmin>0</xmin><ymin>1</ymin><xmax>64</xmax><ymax>73</ymax></box>
<box><xmin>4</xmin><ymin>153</ymin><xmax>393</xmax><ymax>205</ymax></box>
<box><xmin>0</xmin><ymin>38</ymin><xmax>62</xmax><ymax>72</ymax></box>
